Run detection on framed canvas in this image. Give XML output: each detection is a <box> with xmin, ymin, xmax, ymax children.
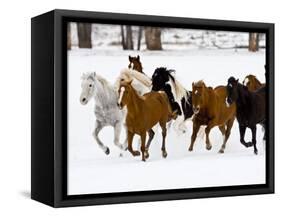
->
<box><xmin>31</xmin><ymin>9</ymin><xmax>274</xmax><ymax>207</ymax></box>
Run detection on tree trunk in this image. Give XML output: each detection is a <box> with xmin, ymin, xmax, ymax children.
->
<box><xmin>77</xmin><ymin>23</ymin><xmax>92</xmax><ymax>48</ymax></box>
<box><xmin>120</xmin><ymin>25</ymin><xmax>134</xmax><ymax>50</ymax></box>
<box><xmin>249</xmin><ymin>33</ymin><xmax>259</xmax><ymax>52</ymax></box>
<box><xmin>145</xmin><ymin>27</ymin><xmax>162</xmax><ymax>50</ymax></box>
<box><xmin>126</xmin><ymin>26</ymin><xmax>133</xmax><ymax>50</ymax></box>
<box><xmin>137</xmin><ymin>27</ymin><xmax>143</xmax><ymax>50</ymax></box>
<box><xmin>67</xmin><ymin>23</ymin><xmax>71</xmax><ymax>50</ymax></box>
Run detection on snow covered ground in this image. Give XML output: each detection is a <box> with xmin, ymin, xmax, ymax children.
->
<box><xmin>67</xmin><ymin>48</ymin><xmax>266</xmax><ymax>195</ymax></box>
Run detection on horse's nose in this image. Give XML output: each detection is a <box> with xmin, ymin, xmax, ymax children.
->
<box><xmin>82</xmin><ymin>98</ymin><xmax>86</xmax><ymax>102</ymax></box>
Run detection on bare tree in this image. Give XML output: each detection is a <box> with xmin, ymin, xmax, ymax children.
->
<box><xmin>249</xmin><ymin>33</ymin><xmax>259</xmax><ymax>52</ymax></box>
<box><xmin>67</xmin><ymin>23</ymin><xmax>71</xmax><ymax>50</ymax></box>
<box><xmin>145</xmin><ymin>27</ymin><xmax>162</xmax><ymax>50</ymax></box>
<box><xmin>77</xmin><ymin>23</ymin><xmax>92</xmax><ymax>48</ymax></box>
<box><xmin>121</xmin><ymin>25</ymin><xmax>134</xmax><ymax>50</ymax></box>
<box><xmin>137</xmin><ymin>27</ymin><xmax>143</xmax><ymax>50</ymax></box>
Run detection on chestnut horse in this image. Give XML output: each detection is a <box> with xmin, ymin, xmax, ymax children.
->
<box><xmin>128</xmin><ymin>55</ymin><xmax>144</xmax><ymax>73</ymax></box>
<box><xmin>243</xmin><ymin>75</ymin><xmax>265</xmax><ymax>91</ymax></box>
<box><xmin>117</xmin><ymin>80</ymin><xmax>176</xmax><ymax>161</ymax></box>
<box><xmin>189</xmin><ymin>81</ymin><xmax>236</xmax><ymax>153</ymax></box>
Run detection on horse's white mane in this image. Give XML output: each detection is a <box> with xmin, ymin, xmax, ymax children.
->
<box><xmin>122</xmin><ymin>68</ymin><xmax>151</xmax><ymax>86</ymax></box>
<box><xmin>115</xmin><ymin>68</ymin><xmax>152</xmax><ymax>91</ymax></box>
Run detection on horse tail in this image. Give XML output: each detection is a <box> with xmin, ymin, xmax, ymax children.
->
<box><xmin>130</xmin><ymin>69</ymin><xmax>152</xmax><ymax>87</ymax></box>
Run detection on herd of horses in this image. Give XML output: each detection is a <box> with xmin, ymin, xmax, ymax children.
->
<box><xmin>80</xmin><ymin>55</ymin><xmax>266</xmax><ymax>161</ymax></box>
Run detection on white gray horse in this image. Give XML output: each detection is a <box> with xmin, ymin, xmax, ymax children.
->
<box><xmin>80</xmin><ymin>72</ymin><xmax>127</xmax><ymax>155</ymax></box>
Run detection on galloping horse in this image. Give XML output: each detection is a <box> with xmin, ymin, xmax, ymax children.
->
<box><xmin>226</xmin><ymin>77</ymin><xmax>266</xmax><ymax>154</ymax></box>
<box><xmin>189</xmin><ymin>81</ymin><xmax>236</xmax><ymax>153</ymax></box>
<box><xmin>243</xmin><ymin>74</ymin><xmax>265</xmax><ymax>91</ymax></box>
<box><xmin>128</xmin><ymin>55</ymin><xmax>144</xmax><ymax>73</ymax></box>
<box><xmin>151</xmin><ymin>67</ymin><xmax>193</xmax><ymax>133</ymax></box>
<box><xmin>117</xmin><ymin>80</ymin><xmax>176</xmax><ymax>161</ymax></box>
<box><xmin>80</xmin><ymin>72</ymin><xmax>127</xmax><ymax>155</ymax></box>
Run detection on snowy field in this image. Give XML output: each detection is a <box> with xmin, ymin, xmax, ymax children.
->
<box><xmin>67</xmin><ymin>48</ymin><xmax>266</xmax><ymax>195</ymax></box>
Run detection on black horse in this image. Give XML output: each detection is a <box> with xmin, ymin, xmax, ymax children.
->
<box><xmin>151</xmin><ymin>67</ymin><xmax>193</xmax><ymax>124</ymax></box>
<box><xmin>226</xmin><ymin>76</ymin><xmax>266</xmax><ymax>155</ymax></box>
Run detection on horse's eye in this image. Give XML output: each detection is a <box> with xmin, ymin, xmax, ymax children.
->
<box><xmin>120</xmin><ymin>78</ymin><xmax>124</xmax><ymax>81</ymax></box>
<box><xmin>89</xmin><ymin>84</ymin><xmax>92</xmax><ymax>87</ymax></box>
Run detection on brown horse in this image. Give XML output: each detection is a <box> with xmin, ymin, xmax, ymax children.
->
<box><xmin>128</xmin><ymin>55</ymin><xmax>144</xmax><ymax>73</ymax></box>
<box><xmin>117</xmin><ymin>80</ymin><xmax>176</xmax><ymax>161</ymax></box>
<box><xmin>189</xmin><ymin>81</ymin><xmax>236</xmax><ymax>153</ymax></box>
<box><xmin>243</xmin><ymin>75</ymin><xmax>265</xmax><ymax>91</ymax></box>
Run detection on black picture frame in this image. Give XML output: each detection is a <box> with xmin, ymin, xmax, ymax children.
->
<box><xmin>31</xmin><ymin>9</ymin><xmax>275</xmax><ymax>207</ymax></box>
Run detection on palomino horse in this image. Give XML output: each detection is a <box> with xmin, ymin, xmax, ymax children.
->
<box><xmin>117</xmin><ymin>80</ymin><xmax>176</xmax><ymax>161</ymax></box>
<box><xmin>189</xmin><ymin>81</ymin><xmax>236</xmax><ymax>153</ymax></box>
<box><xmin>226</xmin><ymin>77</ymin><xmax>266</xmax><ymax>154</ymax></box>
<box><xmin>242</xmin><ymin>74</ymin><xmax>265</xmax><ymax>91</ymax></box>
<box><xmin>80</xmin><ymin>72</ymin><xmax>127</xmax><ymax>155</ymax></box>
<box><xmin>128</xmin><ymin>55</ymin><xmax>144</xmax><ymax>73</ymax></box>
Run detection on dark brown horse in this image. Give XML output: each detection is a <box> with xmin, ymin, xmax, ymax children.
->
<box><xmin>117</xmin><ymin>80</ymin><xmax>176</xmax><ymax>161</ymax></box>
<box><xmin>189</xmin><ymin>81</ymin><xmax>236</xmax><ymax>153</ymax></box>
<box><xmin>227</xmin><ymin>77</ymin><xmax>266</xmax><ymax>155</ymax></box>
<box><xmin>128</xmin><ymin>55</ymin><xmax>144</xmax><ymax>73</ymax></box>
<box><xmin>243</xmin><ymin>74</ymin><xmax>265</xmax><ymax>91</ymax></box>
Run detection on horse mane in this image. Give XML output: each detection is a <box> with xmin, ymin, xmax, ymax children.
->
<box><xmin>193</xmin><ymin>80</ymin><xmax>206</xmax><ymax>87</ymax></box>
<box><xmin>157</xmin><ymin>67</ymin><xmax>189</xmax><ymax>100</ymax></box>
<box><xmin>95</xmin><ymin>74</ymin><xmax>112</xmax><ymax>89</ymax></box>
<box><xmin>117</xmin><ymin>68</ymin><xmax>152</xmax><ymax>88</ymax></box>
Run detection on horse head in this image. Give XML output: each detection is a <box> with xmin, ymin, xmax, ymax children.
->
<box><xmin>151</xmin><ymin>67</ymin><xmax>175</xmax><ymax>91</ymax></box>
<box><xmin>243</xmin><ymin>74</ymin><xmax>262</xmax><ymax>91</ymax></box>
<box><xmin>117</xmin><ymin>80</ymin><xmax>133</xmax><ymax>109</ymax></box>
<box><xmin>128</xmin><ymin>55</ymin><xmax>143</xmax><ymax>73</ymax></box>
<box><xmin>226</xmin><ymin>76</ymin><xmax>239</xmax><ymax>106</ymax></box>
<box><xmin>192</xmin><ymin>80</ymin><xmax>208</xmax><ymax>114</ymax></box>
<box><xmin>80</xmin><ymin>72</ymin><xmax>96</xmax><ymax>105</ymax></box>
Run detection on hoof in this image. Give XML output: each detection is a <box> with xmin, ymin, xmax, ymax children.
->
<box><xmin>188</xmin><ymin>147</ymin><xmax>193</xmax><ymax>152</ymax></box>
<box><xmin>254</xmin><ymin>149</ymin><xmax>258</xmax><ymax>155</ymax></box>
<box><xmin>206</xmin><ymin>145</ymin><xmax>212</xmax><ymax>150</ymax></box>
<box><xmin>218</xmin><ymin>149</ymin><xmax>224</xmax><ymax>154</ymax></box>
<box><xmin>162</xmin><ymin>151</ymin><xmax>168</xmax><ymax>158</ymax></box>
<box><xmin>144</xmin><ymin>150</ymin><xmax>149</xmax><ymax>159</ymax></box>
<box><xmin>105</xmin><ymin>147</ymin><xmax>110</xmax><ymax>155</ymax></box>
<box><xmin>133</xmin><ymin>151</ymin><xmax>140</xmax><ymax>156</ymax></box>
<box><xmin>142</xmin><ymin>158</ymin><xmax>146</xmax><ymax>162</ymax></box>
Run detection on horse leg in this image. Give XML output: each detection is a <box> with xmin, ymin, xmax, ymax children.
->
<box><xmin>250</xmin><ymin>125</ymin><xmax>258</xmax><ymax>155</ymax></box>
<box><xmin>205</xmin><ymin>120</ymin><xmax>217</xmax><ymax>150</ymax></box>
<box><xmin>160</xmin><ymin>122</ymin><xmax>168</xmax><ymax>158</ymax></box>
<box><xmin>140</xmin><ymin>132</ymin><xmax>147</xmax><ymax>162</ymax></box>
<box><xmin>93</xmin><ymin>120</ymin><xmax>109</xmax><ymax>155</ymax></box>
<box><xmin>113</xmin><ymin>122</ymin><xmax>127</xmax><ymax>157</ymax></box>
<box><xmin>127</xmin><ymin>131</ymin><xmax>140</xmax><ymax>157</ymax></box>
<box><xmin>219</xmin><ymin>118</ymin><xmax>234</xmax><ymax>153</ymax></box>
<box><xmin>145</xmin><ymin>129</ymin><xmax>155</xmax><ymax>159</ymax></box>
<box><xmin>188</xmin><ymin>121</ymin><xmax>200</xmax><ymax>151</ymax></box>
<box><xmin>239</xmin><ymin>125</ymin><xmax>252</xmax><ymax>148</ymax></box>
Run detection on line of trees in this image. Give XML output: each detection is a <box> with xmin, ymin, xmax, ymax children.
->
<box><xmin>67</xmin><ymin>23</ymin><xmax>262</xmax><ymax>52</ymax></box>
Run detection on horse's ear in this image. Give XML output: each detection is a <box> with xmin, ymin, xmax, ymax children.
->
<box><xmin>236</xmin><ymin>78</ymin><xmax>239</xmax><ymax>83</ymax></box>
<box><xmin>192</xmin><ymin>82</ymin><xmax>194</xmax><ymax>88</ymax></box>
<box><xmin>137</xmin><ymin>55</ymin><xmax>140</xmax><ymax>60</ymax></box>
<box><xmin>129</xmin><ymin>55</ymin><xmax>132</xmax><ymax>62</ymax></box>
